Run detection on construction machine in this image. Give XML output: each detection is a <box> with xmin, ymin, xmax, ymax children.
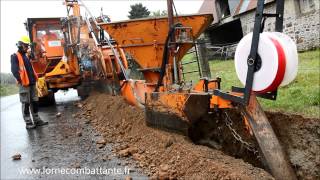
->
<box><xmin>26</xmin><ymin>0</ymin><xmax>298</xmax><ymax>179</ymax></box>
<box><xmin>25</xmin><ymin>0</ymin><xmax>109</xmax><ymax>104</ymax></box>
<box><xmin>95</xmin><ymin>0</ymin><xmax>298</xmax><ymax>179</ymax></box>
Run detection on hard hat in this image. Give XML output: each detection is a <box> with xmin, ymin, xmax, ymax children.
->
<box><xmin>19</xmin><ymin>35</ymin><xmax>30</xmax><ymax>44</ymax></box>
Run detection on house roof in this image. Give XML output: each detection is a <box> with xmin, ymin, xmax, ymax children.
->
<box><xmin>233</xmin><ymin>0</ymin><xmax>275</xmax><ymax>15</ymax></box>
<box><xmin>198</xmin><ymin>0</ymin><xmax>219</xmax><ymax>24</ymax></box>
<box><xmin>198</xmin><ymin>0</ymin><xmax>214</xmax><ymax>15</ymax></box>
<box><xmin>198</xmin><ymin>0</ymin><xmax>275</xmax><ymax>18</ymax></box>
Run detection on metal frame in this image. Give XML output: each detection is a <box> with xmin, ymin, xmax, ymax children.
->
<box><xmin>214</xmin><ymin>0</ymin><xmax>285</xmax><ymax>105</ymax></box>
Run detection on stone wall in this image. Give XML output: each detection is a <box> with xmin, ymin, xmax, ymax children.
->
<box><xmin>239</xmin><ymin>0</ymin><xmax>320</xmax><ymax>51</ymax></box>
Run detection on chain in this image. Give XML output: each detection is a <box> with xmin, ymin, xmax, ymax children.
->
<box><xmin>223</xmin><ymin>112</ymin><xmax>260</xmax><ymax>156</ymax></box>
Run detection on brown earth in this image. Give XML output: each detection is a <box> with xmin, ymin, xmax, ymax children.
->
<box><xmin>267</xmin><ymin>112</ymin><xmax>320</xmax><ymax>179</ymax></box>
<box><xmin>75</xmin><ymin>92</ymin><xmax>320</xmax><ymax>180</ymax></box>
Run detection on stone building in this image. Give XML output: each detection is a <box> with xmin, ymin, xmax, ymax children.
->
<box><xmin>198</xmin><ymin>0</ymin><xmax>320</xmax><ymax>52</ymax></box>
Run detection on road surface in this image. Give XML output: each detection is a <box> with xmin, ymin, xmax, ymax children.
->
<box><xmin>1</xmin><ymin>90</ymin><xmax>146</xmax><ymax>179</ymax></box>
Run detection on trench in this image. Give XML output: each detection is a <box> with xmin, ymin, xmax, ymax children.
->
<box><xmin>188</xmin><ymin>109</ymin><xmax>265</xmax><ymax>169</ymax></box>
<box><xmin>188</xmin><ymin>109</ymin><xmax>320</xmax><ymax>179</ymax></box>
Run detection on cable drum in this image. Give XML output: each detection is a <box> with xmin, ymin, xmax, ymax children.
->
<box><xmin>234</xmin><ymin>32</ymin><xmax>298</xmax><ymax>93</ymax></box>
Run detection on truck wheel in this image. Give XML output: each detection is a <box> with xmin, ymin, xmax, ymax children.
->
<box><xmin>38</xmin><ymin>90</ymin><xmax>55</xmax><ymax>106</ymax></box>
<box><xmin>77</xmin><ymin>83</ymin><xmax>91</xmax><ymax>100</ymax></box>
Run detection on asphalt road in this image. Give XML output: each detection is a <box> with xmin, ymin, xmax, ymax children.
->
<box><xmin>1</xmin><ymin>90</ymin><xmax>147</xmax><ymax>180</ymax></box>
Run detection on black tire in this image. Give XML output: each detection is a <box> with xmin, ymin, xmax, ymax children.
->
<box><xmin>77</xmin><ymin>81</ymin><xmax>91</xmax><ymax>100</ymax></box>
<box><xmin>38</xmin><ymin>90</ymin><xmax>55</xmax><ymax>106</ymax></box>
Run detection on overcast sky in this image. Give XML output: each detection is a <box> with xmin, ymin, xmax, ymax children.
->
<box><xmin>0</xmin><ymin>0</ymin><xmax>204</xmax><ymax>73</ymax></box>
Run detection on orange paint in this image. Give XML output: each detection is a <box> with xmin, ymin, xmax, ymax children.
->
<box><xmin>99</xmin><ymin>14</ymin><xmax>213</xmax><ymax>85</ymax></box>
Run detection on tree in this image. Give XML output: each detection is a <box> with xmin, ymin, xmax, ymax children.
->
<box><xmin>128</xmin><ymin>3</ymin><xmax>150</xmax><ymax>19</ymax></box>
<box><xmin>150</xmin><ymin>10</ymin><xmax>168</xmax><ymax>17</ymax></box>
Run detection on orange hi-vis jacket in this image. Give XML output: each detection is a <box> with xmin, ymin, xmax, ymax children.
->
<box><xmin>16</xmin><ymin>52</ymin><xmax>38</xmax><ymax>86</ymax></box>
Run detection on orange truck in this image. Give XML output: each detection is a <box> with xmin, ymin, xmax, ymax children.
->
<box><xmin>25</xmin><ymin>1</ymin><xmax>104</xmax><ymax>104</ymax></box>
<box><xmin>25</xmin><ymin>0</ymin><xmax>126</xmax><ymax>104</ymax></box>
<box><xmin>25</xmin><ymin>17</ymin><xmax>78</xmax><ymax>104</ymax></box>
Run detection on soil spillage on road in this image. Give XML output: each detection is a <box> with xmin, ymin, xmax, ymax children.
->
<box><xmin>77</xmin><ymin>92</ymin><xmax>320</xmax><ymax>180</ymax></box>
<box><xmin>1</xmin><ymin>92</ymin><xmax>147</xmax><ymax>179</ymax></box>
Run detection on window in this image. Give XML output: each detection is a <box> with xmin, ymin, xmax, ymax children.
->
<box><xmin>36</xmin><ymin>28</ymin><xmax>63</xmax><ymax>40</ymax></box>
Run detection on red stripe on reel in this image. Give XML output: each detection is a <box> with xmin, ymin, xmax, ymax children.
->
<box><xmin>256</xmin><ymin>37</ymin><xmax>286</xmax><ymax>93</ymax></box>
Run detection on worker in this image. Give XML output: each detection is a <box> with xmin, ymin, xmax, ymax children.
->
<box><xmin>11</xmin><ymin>35</ymin><xmax>48</xmax><ymax>129</ymax></box>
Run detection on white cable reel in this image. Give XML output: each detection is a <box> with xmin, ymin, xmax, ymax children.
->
<box><xmin>234</xmin><ymin>32</ymin><xmax>298</xmax><ymax>93</ymax></box>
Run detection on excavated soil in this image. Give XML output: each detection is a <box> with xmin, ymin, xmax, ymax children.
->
<box><xmin>267</xmin><ymin>112</ymin><xmax>320</xmax><ymax>179</ymax></box>
<box><xmin>75</xmin><ymin>92</ymin><xmax>320</xmax><ymax>179</ymax></box>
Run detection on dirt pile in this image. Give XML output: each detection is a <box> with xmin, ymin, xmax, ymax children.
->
<box><xmin>76</xmin><ymin>92</ymin><xmax>272</xmax><ymax>179</ymax></box>
<box><xmin>267</xmin><ymin>112</ymin><xmax>320</xmax><ymax>179</ymax></box>
<box><xmin>76</xmin><ymin>92</ymin><xmax>319</xmax><ymax>179</ymax></box>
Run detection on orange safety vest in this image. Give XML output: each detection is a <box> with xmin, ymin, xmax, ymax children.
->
<box><xmin>16</xmin><ymin>52</ymin><xmax>38</xmax><ymax>86</ymax></box>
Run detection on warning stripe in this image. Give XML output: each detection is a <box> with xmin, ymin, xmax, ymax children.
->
<box><xmin>256</xmin><ymin>37</ymin><xmax>286</xmax><ymax>93</ymax></box>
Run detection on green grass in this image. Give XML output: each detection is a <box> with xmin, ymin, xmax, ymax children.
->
<box><xmin>0</xmin><ymin>84</ymin><xmax>19</xmax><ymax>97</ymax></box>
<box><xmin>182</xmin><ymin>49</ymin><xmax>320</xmax><ymax>118</ymax></box>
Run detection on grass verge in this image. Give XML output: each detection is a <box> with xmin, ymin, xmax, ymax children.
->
<box><xmin>0</xmin><ymin>84</ymin><xmax>19</xmax><ymax>97</ymax></box>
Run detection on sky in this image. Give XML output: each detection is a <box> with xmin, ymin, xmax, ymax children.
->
<box><xmin>0</xmin><ymin>0</ymin><xmax>204</xmax><ymax>73</ymax></box>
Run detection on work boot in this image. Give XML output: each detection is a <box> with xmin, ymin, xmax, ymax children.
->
<box><xmin>26</xmin><ymin>122</ymin><xmax>36</xmax><ymax>129</ymax></box>
<box><xmin>24</xmin><ymin>117</ymin><xmax>36</xmax><ymax>129</ymax></box>
<box><xmin>33</xmin><ymin>115</ymin><xmax>48</xmax><ymax>126</ymax></box>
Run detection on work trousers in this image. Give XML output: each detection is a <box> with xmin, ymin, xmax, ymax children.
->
<box><xmin>19</xmin><ymin>84</ymin><xmax>39</xmax><ymax>123</ymax></box>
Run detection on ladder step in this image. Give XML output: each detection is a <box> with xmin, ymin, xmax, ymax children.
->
<box><xmin>181</xmin><ymin>60</ymin><xmax>198</xmax><ymax>65</ymax></box>
<box><xmin>186</xmin><ymin>50</ymin><xmax>196</xmax><ymax>54</ymax></box>
<box><xmin>182</xmin><ymin>70</ymin><xmax>200</xmax><ymax>74</ymax></box>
